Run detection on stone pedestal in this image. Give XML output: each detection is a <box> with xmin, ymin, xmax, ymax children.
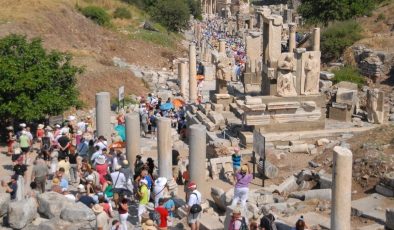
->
<box><xmin>125</xmin><ymin>113</ymin><xmax>140</xmax><ymax>175</ymax></box>
<box><xmin>95</xmin><ymin>92</ymin><xmax>111</xmax><ymax>141</ymax></box>
<box><xmin>189</xmin><ymin>43</ymin><xmax>197</xmax><ymax>103</ymax></box>
<box><xmin>189</xmin><ymin>124</ymin><xmax>207</xmax><ymax>188</ymax></box>
<box><xmin>331</xmin><ymin>146</ymin><xmax>353</xmax><ymax>230</ymax></box>
<box><xmin>157</xmin><ymin>118</ymin><xmax>172</xmax><ymax>180</ymax></box>
<box><xmin>178</xmin><ymin>61</ymin><xmax>187</xmax><ymax>97</ymax></box>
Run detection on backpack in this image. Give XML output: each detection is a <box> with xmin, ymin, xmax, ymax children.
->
<box><xmin>149</xmin><ymin>210</ymin><xmax>161</xmax><ymax>225</ymax></box>
<box><xmin>260</xmin><ymin>214</ymin><xmax>277</xmax><ymax>230</ymax></box>
<box><xmin>189</xmin><ymin>193</ymin><xmax>202</xmax><ymax>214</ymax></box>
<box><xmin>236</xmin><ymin>217</ymin><xmax>248</xmax><ymax>230</ymax></box>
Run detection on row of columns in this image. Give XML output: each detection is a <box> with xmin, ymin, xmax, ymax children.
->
<box><xmin>201</xmin><ymin>0</ymin><xmax>217</xmax><ymax>15</ymax></box>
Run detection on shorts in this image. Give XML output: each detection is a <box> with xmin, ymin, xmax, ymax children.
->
<box><xmin>187</xmin><ymin>212</ymin><xmax>201</xmax><ymax>224</ymax></box>
<box><xmin>21</xmin><ymin>147</ymin><xmax>29</xmax><ymax>153</ymax></box>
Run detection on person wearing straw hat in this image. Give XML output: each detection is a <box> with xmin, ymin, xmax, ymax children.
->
<box><xmin>231</xmin><ymin>164</ymin><xmax>253</xmax><ymax>210</ymax></box>
<box><xmin>142</xmin><ymin>219</ymin><xmax>157</xmax><ymax>230</ymax></box>
<box><xmin>93</xmin><ymin>204</ymin><xmax>110</xmax><ymax>230</ymax></box>
<box><xmin>228</xmin><ymin>207</ymin><xmax>247</xmax><ymax>230</ymax></box>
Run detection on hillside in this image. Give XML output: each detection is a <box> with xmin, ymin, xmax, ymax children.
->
<box><xmin>0</xmin><ymin>0</ymin><xmax>184</xmax><ymax>106</ymax></box>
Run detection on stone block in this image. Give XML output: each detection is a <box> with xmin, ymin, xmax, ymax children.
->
<box><xmin>375</xmin><ymin>184</ymin><xmax>394</xmax><ymax>197</ymax></box>
<box><xmin>329</xmin><ymin>105</ymin><xmax>352</xmax><ymax>122</ymax></box>
<box><xmin>320</xmin><ymin>71</ymin><xmax>335</xmax><ymax>80</ymax></box>
<box><xmin>336</xmin><ymin>87</ymin><xmax>358</xmax><ymax>105</ymax></box>
<box><xmin>267</xmin><ymin>101</ymin><xmax>300</xmax><ymax>110</ymax></box>
<box><xmin>245</xmin><ymin>96</ymin><xmax>262</xmax><ymax>105</ymax></box>
<box><xmin>319</xmin><ymin>79</ymin><xmax>333</xmax><ymax>89</ymax></box>
<box><xmin>60</xmin><ymin>202</ymin><xmax>95</xmax><ymax>223</ymax></box>
<box><xmin>318</xmin><ymin>173</ymin><xmax>333</xmax><ymax>189</ymax></box>
<box><xmin>316</xmin><ymin>138</ymin><xmax>330</xmax><ymax>146</ymax></box>
<box><xmin>0</xmin><ymin>193</ymin><xmax>10</xmax><ymax>219</ymax></box>
<box><xmin>289</xmin><ymin>144</ymin><xmax>309</xmax><ymax>153</ymax></box>
<box><xmin>177</xmin><ymin>206</ymin><xmax>188</xmax><ymax>218</ymax></box>
<box><xmin>382</xmin><ymin>171</ymin><xmax>394</xmax><ymax>188</ymax></box>
<box><xmin>200</xmin><ymin>213</ymin><xmax>224</xmax><ymax>230</ymax></box>
<box><xmin>207</xmin><ymin>111</ymin><xmax>225</xmax><ymax>128</ymax></box>
<box><xmin>8</xmin><ymin>198</ymin><xmax>37</xmax><ymax>229</ymax></box>
<box><xmin>387</xmin><ymin>209</ymin><xmax>394</xmax><ymax>230</ymax></box>
<box><xmin>239</xmin><ymin>131</ymin><xmax>254</xmax><ymax>149</ymax></box>
<box><xmin>211</xmin><ymin>103</ymin><xmax>224</xmax><ymax>112</ymax></box>
<box><xmin>37</xmin><ymin>192</ymin><xmax>74</xmax><ymax>219</ymax></box>
<box><xmin>352</xmin><ymin>193</ymin><xmax>394</xmax><ymax>224</ymax></box>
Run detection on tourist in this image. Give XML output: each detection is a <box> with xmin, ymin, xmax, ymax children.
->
<box><xmin>163</xmin><ymin>195</ymin><xmax>175</xmax><ymax>226</ymax></box>
<box><xmin>28</xmin><ymin>181</ymin><xmax>39</xmax><ymax>198</ymax></box>
<box><xmin>111</xmin><ymin>220</ymin><xmax>121</xmax><ymax>230</ymax></box>
<box><xmin>6</xmin><ymin>127</ymin><xmax>16</xmax><ymax>156</ymax></box>
<box><xmin>57</xmin><ymin>168</ymin><xmax>69</xmax><ymax>190</ymax></box>
<box><xmin>137</xmin><ymin>179</ymin><xmax>150</xmax><ymax>223</ymax></box>
<box><xmin>98</xmin><ymin>195</ymin><xmax>113</xmax><ymax>218</ymax></box>
<box><xmin>31</xmin><ymin>156</ymin><xmax>48</xmax><ymax>193</ymax></box>
<box><xmin>142</xmin><ymin>219</ymin><xmax>157</xmax><ymax>230</ymax></box>
<box><xmin>182</xmin><ymin>165</ymin><xmax>190</xmax><ymax>200</ymax></box>
<box><xmin>119</xmin><ymin>197</ymin><xmax>129</xmax><ymax>230</ymax></box>
<box><xmin>187</xmin><ymin>181</ymin><xmax>202</xmax><ymax>230</ymax></box>
<box><xmin>228</xmin><ymin>208</ymin><xmax>247</xmax><ymax>230</ymax></box>
<box><xmin>93</xmin><ymin>204</ymin><xmax>110</xmax><ymax>230</ymax></box>
<box><xmin>63</xmin><ymin>188</ymin><xmax>76</xmax><ymax>201</ymax></box>
<box><xmin>95</xmin><ymin>136</ymin><xmax>108</xmax><ymax>151</ymax></box>
<box><xmin>69</xmin><ymin>148</ymin><xmax>79</xmax><ymax>184</ymax></box>
<box><xmin>19</xmin><ymin>130</ymin><xmax>31</xmax><ymax>155</ymax></box>
<box><xmin>232</xmin><ymin>147</ymin><xmax>242</xmax><ymax>174</ymax></box>
<box><xmin>77</xmin><ymin>137</ymin><xmax>89</xmax><ymax>160</ymax></box>
<box><xmin>96</xmin><ymin>155</ymin><xmax>108</xmax><ymax>179</ymax></box>
<box><xmin>50</xmin><ymin>147</ymin><xmax>59</xmax><ymax>178</ymax></box>
<box><xmin>120</xmin><ymin>159</ymin><xmax>132</xmax><ymax>184</ymax></box>
<box><xmin>51</xmin><ymin>178</ymin><xmax>62</xmax><ymax>193</ymax></box>
<box><xmin>57</xmin><ymin>132</ymin><xmax>70</xmax><ymax>159</ymax></box>
<box><xmin>146</xmin><ymin>157</ymin><xmax>155</xmax><ymax>176</ymax></box>
<box><xmin>231</xmin><ymin>164</ymin><xmax>253</xmax><ymax>210</ymax></box>
<box><xmin>134</xmin><ymin>155</ymin><xmax>144</xmax><ymax>178</ymax></box>
<box><xmin>260</xmin><ymin>213</ymin><xmax>276</xmax><ymax>230</ymax></box>
<box><xmin>77</xmin><ymin>184</ymin><xmax>96</xmax><ymax>208</ymax></box>
<box><xmin>91</xmin><ymin>146</ymin><xmax>102</xmax><ymax>165</ymax></box>
<box><xmin>13</xmin><ymin>155</ymin><xmax>27</xmax><ymax>200</ymax></box>
<box><xmin>155</xmin><ymin>198</ymin><xmax>169</xmax><ymax>230</ymax></box>
<box><xmin>153</xmin><ymin>177</ymin><xmax>167</xmax><ymax>207</ymax></box>
<box><xmin>1</xmin><ymin>174</ymin><xmax>18</xmax><ymax>200</ymax></box>
<box><xmin>292</xmin><ymin>216</ymin><xmax>309</xmax><ymax>230</ymax></box>
<box><xmin>141</xmin><ymin>108</ymin><xmax>149</xmax><ymax>137</ymax></box>
<box><xmin>111</xmin><ymin>165</ymin><xmax>127</xmax><ymax>209</ymax></box>
<box><xmin>36</xmin><ymin>124</ymin><xmax>45</xmax><ymax>148</ymax></box>
<box><xmin>57</xmin><ymin>158</ymin><xmax>71</xmax><ymax>182</ymax></box>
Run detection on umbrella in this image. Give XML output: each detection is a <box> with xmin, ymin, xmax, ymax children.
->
<box><xmin>172</xmin><ymin>99</ymin><xmax>185</xmax><ymax>108</ymax></box>
<box><xmin>160</xmin><ymin>102</ymin><xmax>173</xmax><ymax>111</ymax></box>
<box><xmin>109</xmin><ymin>142</ymin><xmax>125</xmax><ymax>149</ymax></box>
<box><xmin>114</xmin><ymin>125</ymin><xmax>125</xmax><ymax>141</ymax></box>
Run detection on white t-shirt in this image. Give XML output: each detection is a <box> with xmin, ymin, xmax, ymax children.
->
<box><xmin>95</xmin><ymin>141</ymin><xmax>107</xmax><ymax>151</ymax></box>
<box><xmin>188</xmin><ymin>190</ymin><xmax>202</xmax><ymax>207</ymax></box>
<box><xmin>110</xmin><ymin>171</ymin><xmax>127</xmax><ymax>189</ymax></box>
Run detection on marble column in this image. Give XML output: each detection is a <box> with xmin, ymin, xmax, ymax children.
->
<box><xmin>248</xmin><ymin>16</ymin><xmax>254</xmax><ymax>29</ymax></box>
<box><xmin>95</xmin><ymin>92</ymin><xmax>111</xmax><ymax>141</ymax></box>
<box><xmin>331</xmin><ymin>146</ymin><xmax>353</xmax><ymax>230</ymax></box>
<box><xmin>313</xmin><ymin>28</ymin><xmax>320</xmax><ymax>51</ymax></box>
<box><xmin>157</xmin><ymin>118</ymin><xmax>172</xmax><ymax>179</ymax></box>
<box><xmin>189</xmin><ymin>124</ymin><xmax>207</xmax><ymax>188</ymax></box>
<box><xmin>125</xmin><ymin>113</ymin><xmax>140</xmax><ymax>174</ymax></box>
<box><xmin>189</xmin><ymin>43</ymin><xmax>197</xmax><ymax>103</ymax></box>
<box><xmin>288</xmin><ymin>23</ymin><xmax>297</xmax><ymax>52</ymax></box>
<box><xmin>178</xmin><ymin>61</ymin><xmax>187</xmax><ymax>97</ymax></box>
<box><xmin>219</xmin><ymin>39</ymin><xmax>226</xmax><ymax>54</ymax></box>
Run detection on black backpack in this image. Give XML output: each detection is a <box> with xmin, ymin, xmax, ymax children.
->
<box><xmin>260</xmin><ymin>214</ymin><xmax>277</xmax><ymax>230</ymax></box>
<box><xmin>238</xmin><ymin>217</ymin><xmax>248</xmax><ymax>230</ymax></box>
<box><xmin>189</xmin><ymin>193</ymin><xmax>202</xmax><ymax>214</ymax></box>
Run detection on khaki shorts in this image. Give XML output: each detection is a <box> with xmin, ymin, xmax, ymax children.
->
<box><xmin>187</xmin><ymin>212</ymin><xmax>201</xmax><ymax>224</ymax></box>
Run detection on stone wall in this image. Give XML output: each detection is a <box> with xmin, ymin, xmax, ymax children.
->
<box><xmin>353</xmin><ymin>45</ymin><xmax>394</xmax><ymax>81</ymax></box>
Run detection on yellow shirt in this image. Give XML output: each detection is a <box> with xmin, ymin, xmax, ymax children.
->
<box><xmin>139</xmin><ymin>185</ymin><xmax>149</xmax><ymax>205</ymax></box>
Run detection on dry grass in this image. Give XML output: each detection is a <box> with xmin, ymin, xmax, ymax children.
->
<box><xmin>0</xmin><ymin>0</ymin><xmax>184</xmax><ymax>107</ymax></box>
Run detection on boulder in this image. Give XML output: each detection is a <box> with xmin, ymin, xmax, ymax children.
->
<box><xmin>387</xmin><ymin>209</ymin><xmax>394</xmax><ymax>230</ymax></box>
<box><xmin>0</xmin><ymin>193</ymin><xmax>10</xmax><ymax>219</ymax></box>
<box><xmin>37</xmin><ymin>218</ymin><xmax>80</xmax><ymax>230</ymax></box>
<box><xmin>8</xmin><ymin>198</ymin><xmax>37</xmax><ymax>229</ymax></box>
<box><xmin>37</xmin><ymin>192</ymin><xmax>74</xmax><ymax>219</ymax></box>
<box><xmin>60</xmin><ymin>202</ymin><xmax>95</xmax><ymax>223</ymax></box>
<box><xmin>316</xmin><ymin>138</ymin><xmax>330</xmax><ymax>146</ymax></box>
<box><xmin>210</xmin><ymin>187</ymin><xmax>233</xmax><ymax>211</ymax></box>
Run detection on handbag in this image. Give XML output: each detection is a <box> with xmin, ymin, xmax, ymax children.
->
<box><xmin>189</xmin><ymin>193</ymin><xmax>202</xmax><ymax>214</ymax></box>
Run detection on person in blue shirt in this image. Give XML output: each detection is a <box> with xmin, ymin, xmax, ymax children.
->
<box><xmin>163</xmin><ymin>195</ymin><xmax>175</xmax><ymax>218</ymax></box>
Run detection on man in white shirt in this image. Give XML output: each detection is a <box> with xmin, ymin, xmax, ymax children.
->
<box><xmin>187</xmin><ymin>181</ymin><xmax>202</xmax><ymax>230</ymax></box>
<box><xmin>95</xmin><ymin>136</ymin><xmax>108</xmax><ymax>151</ymax></box>
<box><xmin>110</xmin><ymin>165</ymin><xmax>127</xmax><ymax>208</ymax></box>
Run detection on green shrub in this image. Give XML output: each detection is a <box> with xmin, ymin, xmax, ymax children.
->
<box><xmin>332</xmin><ymin>66</ymin><xmax>365</xmax><ymax>87</ymax></box>
<box><xmin>298</xmin><ymin>0</ymin><xmax>376</xmax><ymax>25</ymax></box>
<box><xmin>114</xmin><ymin>7</ymin><xmax>132</xmax><ymax>19</ymax></box>
<box><xmin>80</xmin><ymin>6</ymin><xmax>111</xmax><ymax>26</ymax></box>
<box><xmin>151</xmin><ymin>0</ymin><xmax>190</xmax><ymax>32</ymax></box>
<box><xmin>321</xmin><ymin>20</ymin><xmax>363</xmax><ymax>61</ymax></box>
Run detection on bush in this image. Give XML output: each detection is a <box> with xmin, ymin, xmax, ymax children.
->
<box><xmin>376</xmin><ymin>13</ymin><xmax>386</xmax><ymax>21</ymax></box>
<box><xmin>80</xmin><ymin>6</ymin><xmax>111</xmax><ymax>26</ymax></box>
<box><xmin>332</xmin><ymin>66</ymin><xmax>365</xmax><ymax>87</ymax></box>
<box><xmin>187</xmin><ymin>0</ymin><xmax>202</xmax><ymax>20</ymax></box>
<box><xmin>151</xmin><ymin>0</ymin><xmax>190</xmax><ymax>32</ymax></box>
<box><xmin>321</xmin><ymin>20</ymin><xmax>363</xmax><ymax>61</ymax></box>
<box><xmin>114</xmin><ymin>7</ymin><xmax>132</xmax><ymax>19</ymax></box>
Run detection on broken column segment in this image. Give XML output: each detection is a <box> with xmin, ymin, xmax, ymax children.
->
<box><xmin>125</xmin><ymin>113</ymin><xmax>140</xmax><ymax>175</ymax></box>
<box><xmin>189</xmin><ymin>124</ymin><xmax>207</xmax><ymax>188</ymax></box>
<box><xmin>95</xmin><ymin>92</ymin><xmax>111</xmax><ymax>141</ymax></box>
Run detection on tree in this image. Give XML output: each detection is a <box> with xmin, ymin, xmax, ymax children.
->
<box><xmin>187</xmin><ymin>0</ymin><xmax>202</xmax><ymax>20</ymax></box>
<box><xmin>0</xmin><ymin>34</ymin><xmax>83</xmax><ymax>123</ymax></box>
<box><xmin>152</xmin><ymin>0</ymin><xmax>190</xmax><ymax>32</ymax></box>
<box><xmin>298</xmin><ymin>0</ymin><xmax>375</xmax><ymax>25</ymax></box>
